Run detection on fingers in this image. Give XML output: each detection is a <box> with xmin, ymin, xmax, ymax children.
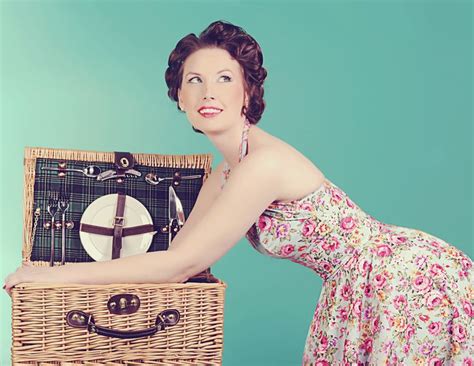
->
<box><xmin>3</xmin><ymin>282</ymin><xmax>13</xmax><ymax>298</ymax></box>
<box><xmin>3</xmin><ymin>263</ymin><xmax>27</xmax><ymax>298</ymax></box>
<box><xmin>4</xmin><ymin>263</ymin><xmax>35</xmax><ymax>298</ymax></box>
<box><xmin>3</xmin><ymin>272</ymin><xmax>18</xmax><ymax>298</ymax></box>
<box><xmin>4</xmin><ymin>278</ymin><xmax>16</xmax><ymax>298</ymax></box>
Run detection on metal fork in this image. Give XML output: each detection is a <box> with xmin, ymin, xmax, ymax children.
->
<box><xmin>58</xmin><ymin>191</ymin><xmax>70</xmax><ymax>265</ymax></box>
<box><xmin>47</xmin><ymin>192</ymin><xmax>59</xmax><ymax>266</ymax></box>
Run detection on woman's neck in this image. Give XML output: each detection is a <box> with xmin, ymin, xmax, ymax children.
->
<box><xmin>206</xmin><ymin>117</ymin><xmax>260</xmax><ymax>170</ymax></box>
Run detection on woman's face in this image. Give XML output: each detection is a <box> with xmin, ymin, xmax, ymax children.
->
<box><xmin>177</xmin><ymin>47</ymin><xmax>248</xmax><ymax>132</ymax></box>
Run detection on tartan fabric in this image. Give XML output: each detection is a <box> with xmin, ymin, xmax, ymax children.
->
<box><xmin>31</xmin><ymin>157</ymin><xmax>204</xmax><ymax>263</ymax></box>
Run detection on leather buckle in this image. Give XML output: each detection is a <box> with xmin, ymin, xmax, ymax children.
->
<box><xmin>114</xmin><ymin>216</ymin><xmax>125</xmax><ymax>227</ymax></box>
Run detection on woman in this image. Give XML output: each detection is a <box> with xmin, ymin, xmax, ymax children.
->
<box><xmin>4</xmin><ymin>20</ymin><xmax>473</xmax><ymax>364</ymax></box>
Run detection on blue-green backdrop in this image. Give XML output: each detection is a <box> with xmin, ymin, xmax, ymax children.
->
<box><xmin>1</xmin><ymin>1</ymin><xmax>472</xmax><ymax>365</ymax></box>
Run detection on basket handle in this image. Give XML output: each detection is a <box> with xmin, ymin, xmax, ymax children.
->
<box><xmin>66</xmin><ymin>309</ymin><xmax>180</xmax><ymax>339</ymax></box>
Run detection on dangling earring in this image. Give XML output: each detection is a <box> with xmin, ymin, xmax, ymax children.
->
<box><xmin>243</xmin><ymin>96</ymin><xmax>249</xmax><ymax>113</ymax></box>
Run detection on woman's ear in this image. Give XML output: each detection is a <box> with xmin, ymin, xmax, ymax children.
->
<box><xmin>178</xmin><ymin>89</ymin><xmax>185</xmax><ymax>111</ymax></box>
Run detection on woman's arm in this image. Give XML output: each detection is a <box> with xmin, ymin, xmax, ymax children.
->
<box><xmin>168</xmin><ymin>148</ymin><xmax>282</xmax><ymax>277</ymax></box>
<box><xmin>3</xmin><ymin>249</ymin><xmax>186</xmax><ymax>296</ymax></box>
<box><xmin>4</xmin><ymin>161</ymin><xmax>224</xmax><ymax>294</ymax></box>
<box><xmin>3</xmin><ymin>149</ymin><xmax>283</xmax><ymax>296</ymax></box>
<box><xmin>56</xmin><ymin>250</ymin><xmax>186</xmax><ymax>284</ymax></box>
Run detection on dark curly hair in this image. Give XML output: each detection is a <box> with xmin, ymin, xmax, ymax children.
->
<box><xmin>165</xmin><ymin>20</ymin><xmax>267</xmax><ymax>134</ymax></box>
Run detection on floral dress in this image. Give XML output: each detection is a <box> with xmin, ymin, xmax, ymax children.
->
<box><xmin>222</xmin><ymin>119</ymin><xmax>474</xmax><ymax>365</ymax></box>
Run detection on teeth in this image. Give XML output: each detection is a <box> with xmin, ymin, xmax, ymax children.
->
<box><xmin>200</xmin><ymin>108</ymin><xmax>221</xmax><ymax>114</ymax></box>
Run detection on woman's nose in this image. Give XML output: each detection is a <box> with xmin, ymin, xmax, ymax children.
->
<box><xmin>202</xmin><ymin>84</ymin><xmax>215</xmax><ymax>100</ymax></box>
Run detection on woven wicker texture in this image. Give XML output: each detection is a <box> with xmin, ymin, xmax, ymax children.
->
<box><xmin>12</xmin><ymin>282</ymin><xmax>226</xmax><ymax>364</ymax></box>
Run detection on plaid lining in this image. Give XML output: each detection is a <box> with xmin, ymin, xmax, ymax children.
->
<box><xmin>31</xmin><ymin>158</ymin><xmax>204</xmax><ymax>263</ymax></box>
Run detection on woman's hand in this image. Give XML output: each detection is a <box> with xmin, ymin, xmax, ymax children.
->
<box><xmin>3</xmin><ymin>262</ymin><xmax>51</xmax><ymax>298</ymax></box>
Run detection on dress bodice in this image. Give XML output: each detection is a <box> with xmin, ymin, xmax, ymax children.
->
<box><xmin>221</xmin><ymin>119</ymin><xmax>384</xmax><ymax>281</ymax></box>
<box><xmin>222</xmin><ymin>121</ymin><xmax>474</xmax><ymax>364</ymax></box>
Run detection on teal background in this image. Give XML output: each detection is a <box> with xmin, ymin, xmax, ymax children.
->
<box><xmin>1</xmin><ymin>1</ymin><xmax>472</xmax><ymax>365</ymax></box>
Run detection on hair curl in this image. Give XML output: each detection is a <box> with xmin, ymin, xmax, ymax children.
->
<box><xmin>165</xmin><ymin>20</ymin><xmax>267</xmax><ymax>134</ymax></box>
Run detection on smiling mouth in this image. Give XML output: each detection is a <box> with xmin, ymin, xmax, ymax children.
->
<box><xmin>198</xmin><ymin>109</ymin><xmax>223</xmax><ymax>118</ymax></box>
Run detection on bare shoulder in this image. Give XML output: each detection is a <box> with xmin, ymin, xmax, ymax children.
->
<box><xmin>250</xmin><ymin>135</ymin><xmax>325</xmax><ymax>203</ymax></box>
<box><xmin>211</xmin><ymin>150</ymin><xmax>279</xmax><ymax>185</ymax></box>
<box><xmin>205</xmin><ymin>136</ymin><xmax>324</xmax><ymax>204</ymax></box>
<box><xmin>220</xmin><ymin>149</ymin><xmax>285</xmax><ymax>204</ymax></box>
<box><xmin>242</xmin><ymin>146</ymin><xmax>282</xmax><ymax>165</ymax></box>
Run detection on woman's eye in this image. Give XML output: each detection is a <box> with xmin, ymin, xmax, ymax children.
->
<box><xmin>187</xmin><ymin>75</ymin><xmax>232</xmax><ymax>83</ymax></box>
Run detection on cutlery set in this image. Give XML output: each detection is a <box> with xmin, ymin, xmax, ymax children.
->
<box><xmin>41</xmin><ymin>165</ymin><xmax>102</xmax><ymax>178</ymax></box>
<box><xmin>42</xmin><ymin>163</ymin><xmax>202</xmax><ymax>186</ymax></box>
<box><xmin>40</xmin><ymin>160</ymin><xmax>201</xmax><ymax>262</ymax></box>
<box><xmin>44</xmin><ymin>191</ymin><xmax>73</xmax><ymax>266</ymax></box>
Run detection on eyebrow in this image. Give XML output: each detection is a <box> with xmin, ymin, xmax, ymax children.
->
<box><xmin>185</xmin><ymin>69</ymin><xmax>233</xmax><ymax>77</ymax></box>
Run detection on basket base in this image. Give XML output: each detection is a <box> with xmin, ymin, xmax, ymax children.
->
<box><xmin>13</xmin><ymin>359</ymin><xmax>222</xmax><ymax>365</ymax></box>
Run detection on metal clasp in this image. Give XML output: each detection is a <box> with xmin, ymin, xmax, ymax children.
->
<box><xmin>120</xmin><ymin>157</ymin><xmax>129</xmax><ymax>168</ymax></box>
<box><xmin>113</xmin><ymin>216</ymin><xmax>125</xmax><ymax>227</ymax></box>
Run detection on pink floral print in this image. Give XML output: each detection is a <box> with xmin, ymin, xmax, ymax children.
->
<box><xmin>222</xmin><ymin>120</ymin><xmax>473</xmax><ymax>365</ymax></box>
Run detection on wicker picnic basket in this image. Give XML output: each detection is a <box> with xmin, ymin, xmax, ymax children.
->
<box><xmin>11</xmin><ymin>147</ymin><xmax>227</xmax><ymax>365</ymax></box>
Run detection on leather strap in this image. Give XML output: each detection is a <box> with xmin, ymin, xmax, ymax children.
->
<box><xmin>112</xmin><ymin>192</ymin><xmax>126</xmax><ymax>259</ymax></box>
<box><xmin>80</xmin><ymin>223</ymin><xmax>155</xmax><ymax>237</ymax></box>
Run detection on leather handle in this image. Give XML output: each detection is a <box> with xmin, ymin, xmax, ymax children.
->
<box><xmin>66</xmin><ymin>309</ymin><xmax>180</xmax><ymax>339</ymax></box>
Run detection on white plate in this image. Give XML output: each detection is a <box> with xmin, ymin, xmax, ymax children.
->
<box><xmin>80</xmin><ymin>194</ymin><xmax>154</xmax><ymax>261</ymax></box>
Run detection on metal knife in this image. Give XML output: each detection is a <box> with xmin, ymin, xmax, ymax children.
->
<box><xmin>168</xmin><ymin>185</ymin><xmax>178</xmax><ymax>247</ymax></box>
<box><xmin>174</xmin><ymin>191</ymin><xmax>186</xmax><ymax>228</ymax></box>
